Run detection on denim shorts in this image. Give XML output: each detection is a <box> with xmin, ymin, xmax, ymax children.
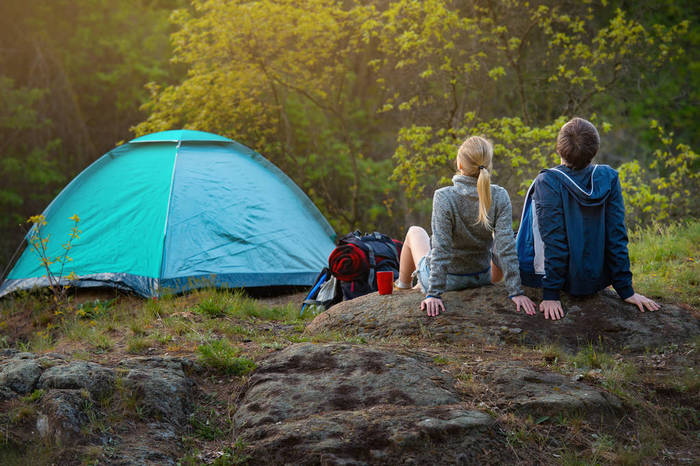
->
<box><xmin>416</xmin><ymin>256</ymin><xmax>491</xmax><ymax>294</ymax></box>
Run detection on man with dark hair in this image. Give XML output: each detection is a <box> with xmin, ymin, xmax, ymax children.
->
<box><xmin>556</xmin><ymin>117</ymin><xmax>600</xmax><ymax>170</ymax></box>
<box><xmin>516</xmin><ymin>117</ymin><xmax>659</xmax><ymax>320</ymax></box>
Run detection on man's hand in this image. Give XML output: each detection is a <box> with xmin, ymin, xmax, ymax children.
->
<box><xmin>421</xmin><ymin>297</ymin><xmax>445</xmax><ymax>317</ymax></box>
<box><xmin>511</xmin><ymin>295</ymin><xmax>536</xmax><ymax>315</ymax></box>
<box><xmin>540</xmin><ymin>300</ymin><xmax>564</xmax><ymax>320</ymax></box>
<box><xmin>624</xmin><ymin>293</ymin><xmax>660</xmax><ymax>312</ymax></box>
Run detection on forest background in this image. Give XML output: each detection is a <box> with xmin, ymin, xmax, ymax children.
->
<box><xmin>1</xmin><ymin>0</ymin><xmax>698</xmax><ymax>271</ymax></box>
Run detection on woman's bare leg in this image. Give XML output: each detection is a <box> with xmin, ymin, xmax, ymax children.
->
<box><xmin>399</xmin><ymin>226</ymin><xmax>431</xmax><ymax>285</ymax></box>
<box><xmin>491</xmin><ymin>260</ymin><xmax>503</xmax><ymax>283</ymax></box>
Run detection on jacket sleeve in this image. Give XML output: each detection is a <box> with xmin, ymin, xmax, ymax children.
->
<box><xmin>533</xmin><ymin>173</ymin><xmax>568</xmax><ymax>300</ymax></box>
<box><xmin>604</xmin><ymin>173</ymin><xmax>634</xmax><ymax>299</ymax></box>
<box><xmin>427</xmin><ymin>190</ymin><xmax>453</xmax><ymax>297</ymax></box>
<box><xmin>492</xmin><ymin>188</ymin><xmax>524</xmax><ymax>297</ymax></box>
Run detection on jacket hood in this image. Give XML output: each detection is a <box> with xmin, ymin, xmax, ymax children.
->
<box><xmin>543</xmin><ymin>164</ymin><xmax>616</xmax><ymax>206</ymax></box>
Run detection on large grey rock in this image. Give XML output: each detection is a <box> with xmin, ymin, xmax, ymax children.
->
<box><xmin>118</xmin><ymin>357</ymin><xmax>194</xmax><ymax>426</ymax></box>
<box><xmin>307</xmin><ymin>287</ymin><xmax>699</xmax><ymax>352</ymax></box>
<box><xmin>235</xmin><ymin>343</ymin><xmax>459</xmax><ymax>430</ymax></box>
<box><xmin>37</xmin><ymin>389</ymin><xmax>90</xmax><ymax>445</ymax></box>
<box><xmin>240</xmin><ymin>405</ymin><xmax>500</xmax><ymax>465</ymax></box>
<box><xmin>39</xmin><ymin>361</ymin><xmax>115</xmax><ymax>400</ymax></box>
<box><xmin>0</xmin><ymin>356</ymin><xmax>42</xmax><ymax>394</ymax></box>
<box><xmin>485</xmin><ymin>364</ymin><xmax>623</xmax><ymax>418</ymax></box>
<box><xmin>234</xmin><ymin>343</ymin><xmax>514</xmax><ymax>464</ymax></box>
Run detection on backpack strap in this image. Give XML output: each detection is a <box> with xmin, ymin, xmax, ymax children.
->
<box><xmin>364</xmin><ymin>241</ymin><xmax>377</xmax><ymax>289</ymax></box>
<box><xmin>375</xmin><ymin>232</ymin><xmax>399</xmax><ymax>262</ymax></box>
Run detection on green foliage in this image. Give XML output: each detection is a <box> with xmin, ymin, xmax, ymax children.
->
<box><xmin>0</xmin><ymin>77</ymin><xmax>64</xmax><ymax>261</ymax></box>
<box><xmin>136</xmin><ymin>0</ymin><xmax>695</xmax><ymax>233</ymax></box>
<box><xmin>0</xmin><ymin>0</ymin><xmax>183</xmax><ymax>266</ymax></box>
<box><xmin>628</xmin><ymin>220</ymin><xmax>699</xmax><ymax>306</ymax></box>
<box><xmin>0</xmin><ymin>0</ymin><xmax>695</xmax><ymax>266</ymax></box>
<box><xmin>392</xmin><ymin>116</ymin><xmax>571</xmax><ymax>215</ymax></box>
<box><xmin>619</xmin><ymin>122</ymin><xmax>699</xmax><ymax>228</ymax></box>
<box><xmin>135</xmin><ymin>0</ymin><xmax>397</xmax><ymax>232</ymax></box>
<box><xmin>24</xmin><ymin>213</ymin><xmax>81</xmax><ymax>307</ymax></box>
<box><xmin>196</xmin><ymin>340</ymin><xmax>256</xmax><ymax>376</ymax></box>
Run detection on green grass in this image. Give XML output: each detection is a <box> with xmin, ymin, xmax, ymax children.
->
<box><xmin>20</xmin><ymin>389</ymin><xmax>44</xmax><ymax>403</ymax></box>
<box><xmin>569</xmin><ymin>343</ymin><xmax>615</xmax><ymax>370</ymax></box>
<box><xmin>433</xmin><ymin>355</ymin><xmax>449</xmax><ymax>365</ymax></box>
<box><xmin>194</xmin><ymin>289</ymin><xmax>303</xmax><ymax>322</ymax></box>
<box><xmin>196</xmin><ymin>339</ymin><xmax>256</xmax><ymax>375</ymax></box>
<box><xmin>126</xmin><ymin>336</ymin><xmax>151</xmax><ymax>354</ymax></box>
<box><xmin>629</xmin><ymin>219</ymin><xmax>700</xmax><ymax>307</ymax></box>
<box><xmin>195</xmin><ymin>293</ymin><xmax>232</xmax><ymax>317</ymax></box>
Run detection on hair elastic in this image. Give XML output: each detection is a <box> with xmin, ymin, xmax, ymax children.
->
<box><xmin>478</xmin><ymin>165</ymin><xmax>486</xmax><ymax>170</ymax></box>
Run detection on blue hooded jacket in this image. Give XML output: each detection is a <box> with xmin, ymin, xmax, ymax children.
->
<box><xmin>516</xmin><ymin>164</ymin><xmax>634</xmax><ymax>301</ymax></box>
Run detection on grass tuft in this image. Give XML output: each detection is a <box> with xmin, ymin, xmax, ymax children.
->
<box><xmin>197</xmin><ymin>340</ymin><xmax>256</xmax><ymax>375</ymax></box>
<box><xmin>126</xmin><ymin>336</ymin><xmax>151</xmax><ymax>354</ymax></box>
<box><xmin>570</xmin><ymin>343</ymin><xmax>615</xmax><ymax>370</ymax></box>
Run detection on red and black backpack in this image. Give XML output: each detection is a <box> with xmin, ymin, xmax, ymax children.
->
<box><xmin>329</xmin><ymin>231</ymin><xmax>403</xmax><ymax>300</ymax></box>
<box><xmin>301</xmin><ymin>231</ymin><xmax>403</xmax><ymax>315</ymax></box>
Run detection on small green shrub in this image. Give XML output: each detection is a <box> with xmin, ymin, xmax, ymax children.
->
<box><xmin>196</xmin><ymin>340</ymin><xmax>255</xmax><ymax>375</ymax></box>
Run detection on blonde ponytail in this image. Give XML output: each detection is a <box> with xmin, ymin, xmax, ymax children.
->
<box><xmin>456</xmin><ymin>136</ymin><xmax>494</xmax><ymax>230</ymax></box>
<box><xmin>476</xmin><ymin>165</ymin><xmax>492</xmax><ymax>229</ymax></box>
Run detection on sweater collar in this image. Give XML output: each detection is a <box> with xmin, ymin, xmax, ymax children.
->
<box><xmin>452</xmin><ymin>174</ymin><xmax>478</xmax><ymax>186</ymax></box>
<box><xmin>452</xmin><ymin>174</ymin><xmax>478</xmax><ymax>195</ymax></box>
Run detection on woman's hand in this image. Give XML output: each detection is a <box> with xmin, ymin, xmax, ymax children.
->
<box><xmin>540</xmin><ymin>300</ymin><xmax>564</xmax><ymax>320</ymax></box>
<box><xmin>421</xmin><ymin>297</ymin><xmax>445</xmax><ymax>316</ymax></box>
<box><xmin>511</xmin><ymin>295</ymin><xmax>536</xmax><ymax>315</ymax></box>
<box><xmin>624</xmin><ymin>293</ymin><xmax>660</xmax><ymax>312</ymax></box>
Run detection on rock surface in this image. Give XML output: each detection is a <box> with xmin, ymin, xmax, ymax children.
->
<box><xmin>307</xmin><ymin>286</ymin><xmax>699</xmax><ymax>352</ymax></box>
<box><xmin>234</xmin><ymin>343</ymin><xmax>628</xmax><ymax>464</ymax></box>
<box><xmin>119</xmin><ymin>356</ymin><xmax>195</xmax><ymax>426</ymax></box>
<box><xmin>0</xmin><ymin>352</ymin><xmax>198</xmax><ymax>464</ymax></box>
<box><xmin>485</xmin><ymin>364</ymin><xmax>623</xmax><ymax>418</ymax></box>
<box><xmin>234</xmin><ymin>342</ymin><xmax>459</xmax><ymax>432</ymax></box>
<box><xmin>39</xmin><ymin>360</ymin><xmax>115</xmax><ymax>400</ymax></box>
<box><xmin>0</xmin><ymin>355</ymin><xmax>42</xmax><ymax>395</ymax></box>
<box><xmin>37</xmin><ymin>389</ymin><xmax>91</xmax><ymax>445</ymax></box>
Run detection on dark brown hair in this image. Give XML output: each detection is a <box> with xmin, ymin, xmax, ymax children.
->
<box><xmin>556</xmin><ymin>117</ymin><xmax>600</xmax><ymax>170</ymax></box>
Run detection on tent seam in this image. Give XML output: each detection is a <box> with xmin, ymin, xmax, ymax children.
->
<box><xmin>158</xmin><ymin>140</ymin><xmax>181</xmax><ymax>296</ymax></box>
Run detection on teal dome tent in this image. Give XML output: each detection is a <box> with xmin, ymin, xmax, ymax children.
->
<box><xmin>0</xmin><ymin>130</ymin><xmax>336</xmax><ymax>297</ymax></box>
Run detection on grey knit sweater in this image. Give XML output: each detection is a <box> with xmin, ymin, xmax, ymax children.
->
<box><xmin>425</xmin><ymin>174</ymin><xmax>524</xmax><ymax>298</ymax></box>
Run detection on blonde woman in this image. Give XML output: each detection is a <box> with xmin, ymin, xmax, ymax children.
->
<box><xmin>397</xmin><ymin>136</ymin><xmax>537</xmax><ymax>317</ymax></box>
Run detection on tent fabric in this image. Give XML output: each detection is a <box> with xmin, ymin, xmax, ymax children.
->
<box><xmin>0</xmin><ymin>130</ymin><xmax>336</xmax><ymax>298</ymax></box>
